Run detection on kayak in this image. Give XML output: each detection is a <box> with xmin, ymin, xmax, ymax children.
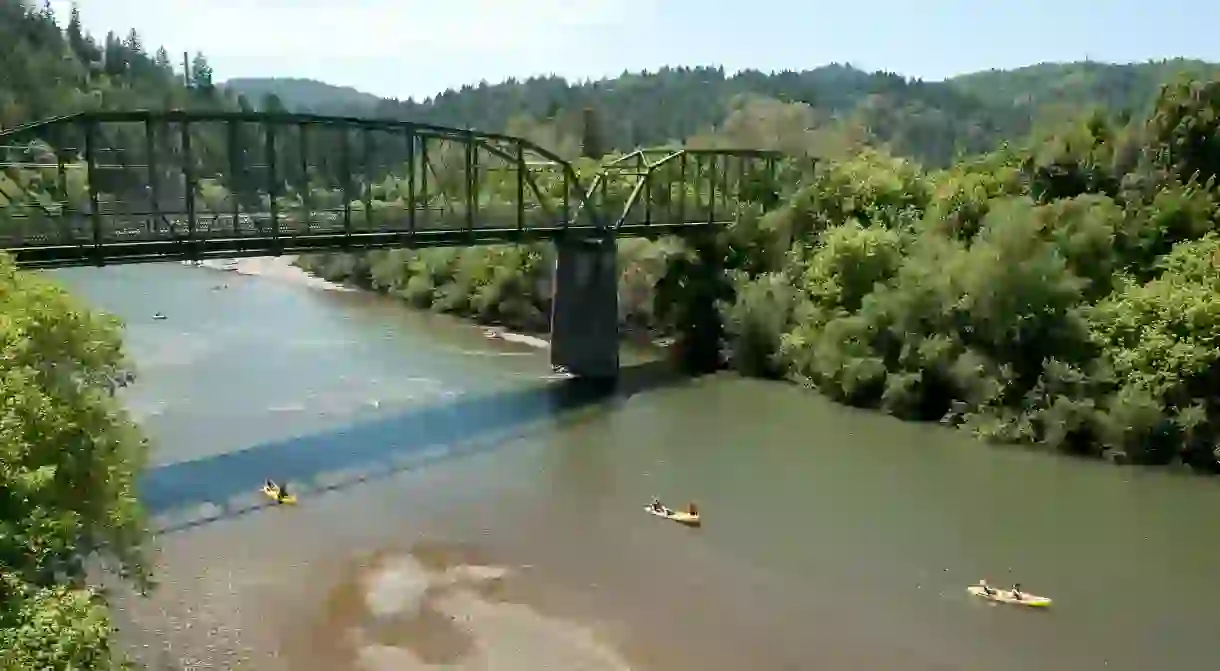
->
<box><xmin>645</xmin><ymin>506</ymin><xmax>701</xmax><ymax>527</ymax></box>
<box><xmin>967</xmin><ymin>586</ymin><xmax>1051</xmax><ymax>608</ymax></box>
<box><xmin>261</xmin><ymin>484</ymin><xmax>297</xmax><ymax>505</ymax></box>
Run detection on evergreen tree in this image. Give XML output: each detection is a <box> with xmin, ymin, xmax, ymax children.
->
<box><xmin>101</xmin><ymin>31</ymin><xmax>125</xmax><ymax>77</ymax></box>
<box><xmin>190</xmin><ymin>51</ymin><xmax>214</xmax><ymax>92</ymax></box>
<box><xmin>153</xmin><ymin>46</ymin><xmax>171</xmax><ymax>72</ymax></box>
<box><xmin>123</xmin><ymin>28</ymin><xmax>143</xmax><ymax>56</ymax></box>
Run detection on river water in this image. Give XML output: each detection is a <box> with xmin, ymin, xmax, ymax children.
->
<box><xmin>54</xmin><ymin>262</ymin><xmax>1220</xmax><ymax>671</ymax></box>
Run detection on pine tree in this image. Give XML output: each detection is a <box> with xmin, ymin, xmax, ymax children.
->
<box><xmin>153</xmin><ymin>46</ymin><xmax>171</xmax><ymax>71</ymax></box>
<box><xmin>123</xmin><ymin>28</ymin><xmax>142</xmax><ymax>56</ymax></box>
<box><xmin>66</xmin><ymin>4</ymin><xmax>85</xmax><ymax>61</ymax></box>
<box><xmin>190</xmin><ymin>51</ymin><xmax>214</xmax><ymax>92</ymax></box>
<box><xmin>102</xmin><ymin>31</ymin><xmax>125</xmax><ymax>76</ymax></box>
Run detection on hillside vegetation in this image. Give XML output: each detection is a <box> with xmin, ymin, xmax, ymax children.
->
<box><xmin>226</xmin><ymin>59</ymin><xmax>1220</xmax><ymax>167</ymax></box>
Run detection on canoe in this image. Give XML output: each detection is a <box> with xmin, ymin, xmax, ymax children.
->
<box><xmin>262</xmin><ymin>484</ymin><xmax>297</xmax><ymax>505</ymax></box>
<box><xmin>645</xmin><ymin>506</ymin><xmax>701</xmax><ymax>527</ymax></box>
<box><xmin>967</xmin><ymin>585</ymin><xmax>1051</xmax><ymax>608</ymax></box>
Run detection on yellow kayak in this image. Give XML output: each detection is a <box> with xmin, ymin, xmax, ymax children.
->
<box><xmin>968</xmin><ymin>586</ymin><xmax>1051</xmax><ymax>608</ymax></box>
<box><xmin>262</xmin><ymin>484</ymin><xmax>297</xmax><ymax>505</ymax></box>
<box><xmin>645</xmin><ymin>506</ymin><xmax>701</xmax><ymax>527</ymax></box>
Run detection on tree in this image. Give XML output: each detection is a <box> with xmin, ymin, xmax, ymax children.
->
<box><xmin>261</xmin><ymin>92</ymin><xmax>286</xmax><ymax>114</ymax></box>
<box><xmin>153</xmin><ymin>46</ymin><xmax>171</xmax><ymax>72</ymax></box>
<box><xmin>66</xmin><ymin>3</ymin><xmax>87</xmax><ymax>62</ymax></box>
<box><xmin>101</xmin><ymin>30</ymin><xmax>125</xmax><ymax>77</ymax></box>
<box><xmin>190</xmin><ymin>51</ymin><xmax>214</xmax><ymax>93</ymax></box>
<box><xmin>0</xmin><ymin>253</ymin><xmax>150</xmax><ymax>669</ymax></box>
<box><xmin>1146</xmin><ymin>76</ymin><xmax>1220</xmax><ymax>186</ymax></box>
<box><xmin>123</xmin><ymin>28</ymin><xmax>142</xmax><ymax>56</ymax></box>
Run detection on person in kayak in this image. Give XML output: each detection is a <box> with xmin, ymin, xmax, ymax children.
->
<box><xmin>978</xmin><ymin>579</ymin><xmax>997</xmax><ymax>596</ymax></box>
<box><xmin>266</xmin><ymin>479</ymin><xmax>289</xmax><ymax>502</ymax></box>
<box><xmin>650</xmin><ymin>497</ymin><xmax>666</xmax><ymax>513</ymax></box>
<box><xmin>1010</xmin><ymin>583</ymin><xmax>1023</xmax><ymax>600</ymax></box>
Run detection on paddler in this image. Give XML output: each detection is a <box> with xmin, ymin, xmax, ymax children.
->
<box><xmin>265</xmin><ymin>479</ymin><xmax>289</xmax><ymax>502</ymax></box>
<box><xmin>650</xmin><ymin>497</ymin><xmax>665</xmax><ymax>513</ymax></box>
<box><xmin>1010</xmin><ymin>583</ymin><xmax>1023</xmax><ymax>600</ymax></box>
<box><xmin>978</xmin><ymin>579</ymin><xmax>997</xmax><ymax>596</ymax></box>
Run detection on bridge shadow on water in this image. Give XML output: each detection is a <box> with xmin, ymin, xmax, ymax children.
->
<box><xmin>144</xmin><ymin>360</ymin><xmax>689</xmax><ymax>534</ymax></box>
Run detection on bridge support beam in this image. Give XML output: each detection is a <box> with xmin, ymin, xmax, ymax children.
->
<box><xmin>550</xmin><ymin>237</ymin><xmax>619</xmax><ymax>381</ymax></box>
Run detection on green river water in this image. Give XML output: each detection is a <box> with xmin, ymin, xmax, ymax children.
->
<box><xmin>55</xmin><ymin>262</ymin><xmax>1220</xmax><ymax>671</ymax></box>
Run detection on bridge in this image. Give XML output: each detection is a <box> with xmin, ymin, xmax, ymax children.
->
<box><xmin>0</xmin><ymin>110</ymin><xmax>783</xmax><ymax>379</ymax></box>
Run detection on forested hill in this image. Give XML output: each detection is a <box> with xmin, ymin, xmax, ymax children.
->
<box><xmin>0</xmin><ymin>1</ymin><xmax>214</xmax><ymax>126</ymax></box>
<box><xmin>224</xmin><ymin>59</ymin><xmax>1220</xmax><ymax>166</ymax></box>
<box><xmin>220</xmin><ymin>77</ymin><xmax>382</xmax><ymax>113</ymax></box>
<box><xmin>950</xmin><ymin>59</ymin><xmax>1220</xmax><ymax>111</ymax></box>
<box><xmin>2</xmin><ymin>0</ymin><xmax>1218</xmax><ymax>167</ymax></box>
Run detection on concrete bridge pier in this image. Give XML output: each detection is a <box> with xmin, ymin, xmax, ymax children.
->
<box><xmin>550</xmin><ymin>237</ymin><xmax>619</xmax><ymax>381</ymax></box>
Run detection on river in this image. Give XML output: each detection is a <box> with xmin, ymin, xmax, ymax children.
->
<box><xmin>53</xmin><ymin>261</ymin><xmax>1220</xmax><ymax>671</ymax></box>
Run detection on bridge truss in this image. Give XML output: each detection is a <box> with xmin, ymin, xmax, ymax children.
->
<box><xmin>0</xmin><ymin>111</ymin><xmax>782</xmax><ymax>267</ymax></box>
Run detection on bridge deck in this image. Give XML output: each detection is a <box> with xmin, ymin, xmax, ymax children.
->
<box><xmin>0</xmin><ymin>111</ymin><xmax>781</xmax><ymax>267</ymax></box>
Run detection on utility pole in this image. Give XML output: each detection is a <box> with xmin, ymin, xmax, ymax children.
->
<box><xmin>182</xmin><ymin>51</ymin><xmax>190</xmax><ymax>88</ymax></box>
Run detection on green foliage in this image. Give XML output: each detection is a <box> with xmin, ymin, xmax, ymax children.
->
<box><xmin>727</xmin><ymin>73</ymin><xmax>1220</xmax><ymax>471</ymax></box>
<box><xmin>300</xmin><ymin>69</ymin><xmax>1220</xmax><ymax>473</ymax></box>
<box><xmin>0</xmin><ymin>253</ymin><xmax>150</xmax><ymax>669</ymax></box>
<box><xmin>0</xmin><ymin>0</ymin><xmax>227</xmax><ymax>130</ymax></box>
<box><xmin>0</xmin><ymin>575</ymin><xmax>117</xmax><ymax>671</ymax></box>
<box><xmin>228</xmin><ymin>60</ymin><xmax>1220</xmax><ymax>168</ymax></box>
<box><xmin>1145</xmin><ymin>76</ymin><xmax>1220</xmax><ymax>185</ymax></box>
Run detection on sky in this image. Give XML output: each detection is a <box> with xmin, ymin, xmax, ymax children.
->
<box><xmin>48</xmin><ymin>0</ymin><xmax>1220</xmax><ymax>101</ymax></box>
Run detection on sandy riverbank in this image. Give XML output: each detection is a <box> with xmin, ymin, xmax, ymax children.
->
<box><xmin>189</xmin><ymin>256</ymin><xmax>552</xmax><ymax>350</ymax></box>
<box><xmin>188</xmin><ymin>256</ymin><xmax>355</xmax><ymax>293</ymax></box>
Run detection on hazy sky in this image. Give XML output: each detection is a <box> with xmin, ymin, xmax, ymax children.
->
<box><xmin>49</xmin><ymin>0</ymin><xmax>1217</xmax><ymax>101</ymax></box>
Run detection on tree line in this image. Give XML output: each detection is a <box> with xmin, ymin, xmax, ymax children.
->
<box><xmin>3</xmin><ymin>0</ymin><xmax>1220</xmax><ymax>667</ymax></box>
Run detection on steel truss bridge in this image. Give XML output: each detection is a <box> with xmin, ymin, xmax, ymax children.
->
<box><xmin>0</xmin><ymin>110</ymin><xmax>783</xmax><ymax>268</ymax></box>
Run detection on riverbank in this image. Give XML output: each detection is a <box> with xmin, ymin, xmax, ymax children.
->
<box><xmin>188</xmin><ymin>256</ymin><xmax>356</xmax><ymax>294</ymax></box>
<box><xmin>191</xmin><ymin>256</ymin><xmax>553</xmax><ymax>351</ymax></box>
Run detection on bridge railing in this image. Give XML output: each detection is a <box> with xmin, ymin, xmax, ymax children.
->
<box><xmin>0</xmin><ymin>111</ymin><xmax>603</xmax><ymax>264</ymax></box>
<box><xmin>0</xmin><ymin>110</ymin><xmax>785</xmax><ymax>266</ymax></box>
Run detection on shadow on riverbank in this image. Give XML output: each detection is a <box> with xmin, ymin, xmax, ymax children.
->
<box><xmin>143</xmin><ymin>360</ymin><xmax>692</xmax><ymax>533</ymax></box>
